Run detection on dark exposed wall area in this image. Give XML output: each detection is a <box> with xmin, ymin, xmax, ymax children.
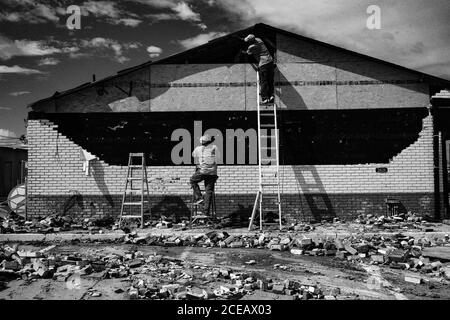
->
<box><xmin>29</xmin><ymin>107</ymin><xmax>427</xmax><ymax>166</ymax></box>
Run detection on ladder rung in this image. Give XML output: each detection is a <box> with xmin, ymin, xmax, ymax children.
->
<box><xmin>123</xmin><ymin>202</ymin><xmax>148</xmax><ymax>205</ymax></box>
<box><xmin>127</xmin><ymin>177</ymin><xmax>146</xmax><ymax>180</ymax></box>
<box><xmin>129</xmin><ymin>153</ymin><xmax>144</xmax><ymax>157</ymax></box>
<box><xmin>261</xmin><ymin>183</ymin><xmax>278</xmax><ymax>186</ymax></box>
<box><xmin>129</xmin><ymin>165</ymin><xmax>144</xmax><ymax>168</ymax></box>
<box><xmin>260</xmin><ymin>135</ymin><xmax>275</xmax><ymax>139</ymax></box>
<box><xmin>121</xmin><ymin>215</ymin><xmax>143</xmax><ymax>219</ymax></box>
<box><xmin>260</xmin><ymin>124</ymin><xmax>275</xmax><ymax>128</ymax></box>
<box><xmin>260</xmin><ymin>113</ymin><xmax>274</xmax><ymax>116</ymax></box>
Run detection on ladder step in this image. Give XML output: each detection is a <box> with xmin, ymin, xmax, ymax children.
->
<box><xmin>261</xmin><ymin>183</ymin><xmax>278</xmax><ymax>186</ymax></box>
<box><xmin>127</xmin><ymin>177</ymin><xmax>146</xmax><ymax>181</ymax></box>
<box><xmin>260</xmin><ymin>113</ymin><xmax>274</xmax><ymax>117</ymax></box>
<box><xmin>121</xmin><ymin>215</ymin><xmax>143</xmax><ymax>219</ymax></box>
<box><xmin>260</xmin><ymin>135</ymin><xmax>275</xmax><ymax>139</ymax></box>
<box><xmin>129</xmin><ymin>153</ymin><xmax>144</xmax><ymax>157</ymax></box>
<box><xmin>129</xmin><ymin>165</ymin><xmax>144</xmax><ymax>168</ymax></box>
<box><xmin>123</xmin><ymin>202</ymin><xmax>148</xmax><ymax>205</ymax></box>
<box><xmin>260</xmin><ymin>124</ymin><xmax>275</xmax><ymax>128</ymax></box>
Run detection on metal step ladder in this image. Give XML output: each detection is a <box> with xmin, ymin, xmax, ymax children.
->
<box><xmin>119</xmin><ymin>153</ymin><xmax>152</xmax><ymax>228</ymax></box>
<box><xmin>248</xmin><ymin>71</ymin><xmax>282</xmax><ymax>231</ymax></box>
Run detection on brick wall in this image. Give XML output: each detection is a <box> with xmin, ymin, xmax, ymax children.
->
<box><xmin>27</xmin><ymin>109</ymin><xmax>436</xmax><ymax>222</ymax></box>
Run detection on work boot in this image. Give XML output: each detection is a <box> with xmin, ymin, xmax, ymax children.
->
<box><xmin>260</xmin><ymin>98</ymin><xmax>269</xmax><ymax>105</ymax></box>
<box><xmin>269</xmin><ymin>96</ymin><xmax>274</xmax><ymax>103</ymax></box>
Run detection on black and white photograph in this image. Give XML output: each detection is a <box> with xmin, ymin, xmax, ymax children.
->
<box><xmin>0</xmin><ymin>0</ymin><xmax>450</xmax><ymax>313</ymax></box>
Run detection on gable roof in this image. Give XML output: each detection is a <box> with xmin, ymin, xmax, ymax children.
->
<box><xmin>28</xmin><ymin>23</ymin><xmax>450</xmax><ymax>109</ymax></box>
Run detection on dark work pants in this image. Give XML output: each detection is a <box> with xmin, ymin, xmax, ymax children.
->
<box><xmin>190</xmin><ymin>170</ymin><xmax>218</xmax><ymax>215</ymax></box>
<box><xmin>259</xmin><ymin>62</ymin><xmax>274</xmax><ymax>100</ymax></box>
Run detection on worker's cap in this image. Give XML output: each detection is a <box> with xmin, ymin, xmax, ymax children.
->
<box><xmin>200</xmin><ymin>134</ymin><xmax>213</xmax><ymax>143</ymax></box>
<box><xmin>244</xmin><ymin>34</ymin><xmax>255</xmax><ymax>42</ymax></box>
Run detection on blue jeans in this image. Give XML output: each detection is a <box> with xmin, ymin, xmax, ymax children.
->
<box><xmin>190</xmin><ymin>170</ymin><xmax>218</xmax><ymax>215</ymax></box>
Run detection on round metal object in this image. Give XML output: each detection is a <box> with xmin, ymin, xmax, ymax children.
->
<box><xmin>7</xmin><ymin>183</ymin><xmax>26</xmax><ymax>216</ymax></box>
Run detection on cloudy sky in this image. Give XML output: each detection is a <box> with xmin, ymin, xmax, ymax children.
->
<box><xmin>0</xmin><ymin>0</ymin><xmax>449</xmax><ymax>138</ymax></box>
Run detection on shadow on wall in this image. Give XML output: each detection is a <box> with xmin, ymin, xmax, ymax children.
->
<box><xmin>91</xmin><ymin>161</ymin><xmax>115</xmax><ymax>209</ymax></box>
<box><xmin>152</xmin><ymin>195</ymin><xmax>190</xmax><ymax>222</ymax></box>
<box><xmin>291</xmin><ymin>166</ymin><xmax>336</xmax><ymax>222</ymax></box>
<box><xmin>276</xmin><ymin>67</ymin><xmax>308</xmax><ymax>110</ymax></box>
<box><xmin>62</xmin><ymin>190</ymin><xmax>84</xmax><ymax>216</ymax></box>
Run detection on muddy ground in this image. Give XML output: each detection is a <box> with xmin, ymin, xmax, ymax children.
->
<box><xmin>1</xmin><ymin>243</ymin><xmax>449</xmax><ymax>300</ymax></box>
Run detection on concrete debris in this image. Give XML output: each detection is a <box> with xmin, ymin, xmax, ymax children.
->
<box><xmin>1</xmin><ymin>212</ymin><xmax>115</xmax><ymax>234</ymax></box>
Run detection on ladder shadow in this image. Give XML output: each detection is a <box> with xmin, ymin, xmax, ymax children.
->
<box><xmin>290</xmin><ymin>165</ymin><xmax>336</xmax><ymax>222</ymax></box>
<box><xmin>91</xmin><ymin>161</ymin><xmax>115</xmax><ymax>209</ymax></box>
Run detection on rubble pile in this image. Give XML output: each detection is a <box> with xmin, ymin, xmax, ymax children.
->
<box><xmin>0</xmin><ymin>213</ymin><xmax>115</xmax><ymax>234</ymax></box>
<box><xmin>121</xmin><ymin>230</ymin><xmax>450</xmax><ymax>282</ymax></box>
<box><xmin>351</xmin><ymin>212</ymin><xmax>436</xmax><ymax>232</ymax></box>
<box><xmin>0</xmin><ymin>244</ymin><xmax>326</xmax><ymax>300</ymax></box>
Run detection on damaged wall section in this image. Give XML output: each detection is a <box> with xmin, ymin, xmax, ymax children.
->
<box><xmin>29</xmin><ymin>108</ymin><xmax>427</xmax><ymax>166</ymax></box>
<box><xmin>27</xmin><ymin>108</ymin><xmax>435</xmax><ymax>222</ymax></box>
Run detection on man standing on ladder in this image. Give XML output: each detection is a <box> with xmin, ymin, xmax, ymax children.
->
<box><xmin>242</xmin><ymin>34</ymin><xmax>275</xmax><ymax>104</ymax></box>
<box><xmin>190</xmin><ymin>134</ymin><xmax>220</xmax><ymax>216</ymax></box>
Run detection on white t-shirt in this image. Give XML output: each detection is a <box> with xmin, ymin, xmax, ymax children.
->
<box><xmin>192</xmin><ymin>144</ymin><xmax>220</xmax><ymax>175</ymax></box>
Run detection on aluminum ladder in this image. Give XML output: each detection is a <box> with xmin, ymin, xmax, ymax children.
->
<box><xmin>119</xmin><ymin>153</ymin><xmax>151</xmax><ymax>228</ymax></box>
<box><xmin>248</xmin><ymin>71</ymin><xmax>282</xmax><ymax>231</ymax></box>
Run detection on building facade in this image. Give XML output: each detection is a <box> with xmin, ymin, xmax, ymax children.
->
<box><xmin>27</xmin><ymin>24</ymin><xmax>450</xmax><ymax>222</ymax></box>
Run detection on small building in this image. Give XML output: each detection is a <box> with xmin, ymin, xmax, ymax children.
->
<box><xmin>27</xmin><ymin>23</ymin><xmax>450</xmax><ymax>222</ymax></box>
<box><xmin>0</xmin><ymin>145</ymin><xmax>27</xmax><ymax>201</ymax></box>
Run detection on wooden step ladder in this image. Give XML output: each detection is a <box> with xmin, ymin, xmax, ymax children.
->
<box><xmin>248</xmin><ymin>71</ymin><xmax>282</xmax><ymax>231</ymax></box>
<box><xmin>119</xmin><ymin>153</ymin><xmax>151</xmax><ymax>228</ymax></box>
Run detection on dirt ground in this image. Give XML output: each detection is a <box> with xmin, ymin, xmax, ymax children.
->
<box><xmin>1</xmin><ymin>243</ymin><xmax>449</xmax><ymax>300</ymax></box>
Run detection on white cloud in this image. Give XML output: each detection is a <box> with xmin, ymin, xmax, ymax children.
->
<box><xmin>0</xmin><ymin>2</ymin><xmax>60</xmax><ymax>24</ymax></box>
<box><xmin>81</xmin><ymin>1</ymin><xmax>143</xmax><ymax>27</ymax></box>
<box><xmin>173</xmin><ymin>2</ymin><xmax>200</xmax><ymax>21</ymax></box>
<box><xmin>117</xmin><ymin>18</ymin><xmax>142</xmax><ymax>27</ymax></box>
<box><xmin>80</xmin><ymin>37</ymin><xmax>141</xmax><ymax>63</ymax></box>
<box><xmin>82</xmin><ymin>1</ymin><xmax>121</xmax><ymax>18</ymax></box>
<box><xmin>38</xmin><ymin>57</ymin><xmax>60</xmax><ymax>66</ymax></box>
<box><xmin>0</xmin><ymin>65</ymin><xmax>43</xmax><ymax>74</ymax></box>
<box><xmin>0</xmin><ymin>35</ymin><xmax>61</xmax><ymax>60</ymax></box>
<box><xmin>137</xmin><ymin>0</ymin><xmax>207</xmax><ymax>28</ymax></box>
<box><xmin>9</xmin><ymin>91</ymin><xmax>31</xmax><ymax>96</ymax></box>
<box><xmin>146</xmin><ymin>45</ymin><xmax>163</xmax><ymax>58</ymax></box>
<box><xmin>178</xmin><ymin>31</ymin><xmax>227</xmax><ymax>49</ymax></box>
